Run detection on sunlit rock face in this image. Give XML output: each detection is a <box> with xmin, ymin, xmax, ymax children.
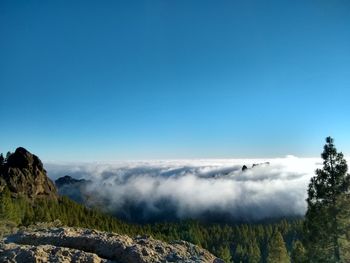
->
<box><xmin>0</xmin><ymin>147</ymin><xmax>58</xmax><ymax>200</ymax></box>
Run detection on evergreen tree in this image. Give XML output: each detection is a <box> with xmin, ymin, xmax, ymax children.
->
<box><xmin>0</xmin><ymin>153</ymin><xmax>4</xmax><ymax>166</ymax></box>
<box><xmin>304</xmin><ymin>137</ymin><xmax>350</xmax><ymax>262</ymax></box>
<box><xmin>218</xmin><ymin>244</ymin><xmax>233</xmax><ymax>263</ymax></box>
<box><xmin>247</xmin><ymin>240</ymin><xmax>261</xmax><ymax>263</ymax></box>
<box><xmin>267</xmin><ymin>231</ymin><xmax>290</xmax><ymax>263</ymax></box>
<box><xmin>5</xmin><ymin>151</ymin><xmax>11</xmax><ymax>161</ymax></box>
<box><xmin>235</xmin><ymin>244</ymin><xmax>245</xmax><ymax>262</ymax></box>
<box><xmin>0</xmin><ymin>188</ymin><xmax>19</xmax><ymax>223</ymax></box>
<box><xmin>291</xmin><ymin>240</ymin><xmax>307</xmax><ymax>263</ymax></box>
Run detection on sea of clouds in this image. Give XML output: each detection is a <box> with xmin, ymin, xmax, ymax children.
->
<box><xmin>45</xmin><ymin>157</ymin><xmax>323</xmax><ymax>222</ymax></box>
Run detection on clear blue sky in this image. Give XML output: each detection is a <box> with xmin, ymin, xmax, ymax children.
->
<box><xmin>1</xmin><ymin>0</ymin><xmax>350</xmax><ymax>161</ymax></box>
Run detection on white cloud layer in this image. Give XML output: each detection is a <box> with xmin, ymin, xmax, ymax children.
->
<box><xmin>45</xmin><ymin>157</ymin><xmax>323</xmax><ymax>222</ymax></box>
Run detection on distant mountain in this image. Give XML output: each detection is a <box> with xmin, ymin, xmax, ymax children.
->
<box><xmin>0</xmin><ymin>147</ymin><xmax>58</xmax><ymax>200</ymax></box>
<box><xmin>55</xmin><ymin>175</ymin><xmax>88</xmax><ymax>188</ymax></box>
<box><xmin>55</xmin><ymin>175</ymin><xmax>90</xmax><ymax>203</ymax></box>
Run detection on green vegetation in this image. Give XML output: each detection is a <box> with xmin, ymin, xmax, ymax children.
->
<box><xmin>217</xmin><ymin>245</ymin><xmax>232</xmax><ymax>263</ymax></box>
<box><xmin>291</xmin><ymin>240</ymin><xmax>307</xmax><ymax>263</ymax></box>
<box><xmin>304</xmin><ymin>137</ymin><xmax>350</xmax><ymax>262</ymax></box>
<box><xmin>266</xmin><ymin>231</ymin><xmax>290</xmax><ymax>263</ymax></box>
<box><xmin>0</xmin><ymin>188</ymin><xmax>301</xmax><ymax>262</ymax></box>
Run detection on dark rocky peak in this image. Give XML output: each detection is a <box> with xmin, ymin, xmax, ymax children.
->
<box><xmin>6</xmin><ymin>147</ymin><xmax>43</xmax><ymax>169</ymax></box>
<box><xmin>242</xmin><ymin>162</ymin><xmax>270</xmax><ymax>172</ymax></box>
<box><xmin>242</xmin><ymin>165</ymin><xmax>248</xmax><ymax>172</ymax></box>
<box><xmin>0</xmin><ymin>147</ymin><xmax>58</xmax><ymax>200</ymax></box>
<box><xmin>55</xmin><ymin>175</ymin><xmax>87</xmax><ymax>188</ymax></box>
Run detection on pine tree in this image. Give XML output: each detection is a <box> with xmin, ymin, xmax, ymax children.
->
<box><xmin>0</xmin><ymin>188</ymin><xmax>19</xmax><ymax>223</ymax></box>
<box><xmin>304</xmin><ymin>137</ymin><xmax>350</xmax><ymax>262</ymax></box>
<box><xmin>235</xmin><ymin>244</ymin><xmax>245</xmax><ymax>262</ymax></box>
<box><xmin>247</xmin><ymin>239</ymin><xmax>261</xmax><ymax>263</ymax></box>
<box><xmin>0</xmin><ymin>153</ymin><xmax>4</xmax><ymax>166</ymax></box>
<box><xmin>5</xmin><ymin>151</ymin><xmax>11</xmax><ymax>161</ymax></box>
<box><xmin>291</xmin><ymin>240</ymin><xmax>307</xmax><ymax>263</ymax></box>
<box><xmin>267</xmin><ymin>231</ymin><xmax>290</xmax><ymax>263</ymax></box>
<box><xmin>218</xmin><ymin>244</ymin><xmax>232</xmax><ymax>263</ymax></box>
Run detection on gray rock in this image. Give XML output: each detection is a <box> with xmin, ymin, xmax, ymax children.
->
<box><xmin>1</xmin><ymin>227</ymin><xmax>223</xmax><ymax>263</ymax></box>
<box><xmin>0</xmin><ymin>241</ymin><xmax>110</xmax><ymax>263</ymax></box>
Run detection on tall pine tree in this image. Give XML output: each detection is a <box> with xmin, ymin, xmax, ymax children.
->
<box><xmin>267</xmin><ymin>231</ymin><xmax>290</xmax><ymax>263</ymax></box>
<box><xmin>291</xmin><ymin>240</ymin><xmax>307</xmax><ymax>263</ymax></box>
<box><xmin>0</xmin><ymin>153</ymin><xmax>4</xmax><ymax>166</ymax></box>
<box><xmin>217</xmin><ymin>244</ymin><xmax>232</xmax><ymax>263</ymax></box>
<box><xmin>304</xmin><ymin>137</ymin><xmax>350</xmax><ymax>262</ymax></box>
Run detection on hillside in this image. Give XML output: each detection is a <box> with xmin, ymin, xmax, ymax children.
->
<box><xmin>0</xmin><ymin>147</ymin><xmax>303</xmax><ymax>262</ymax></box>
<box><xmin>0</xmin><ymin>148</ymin><xmax>223</xmax><ymax>262</ymax></box>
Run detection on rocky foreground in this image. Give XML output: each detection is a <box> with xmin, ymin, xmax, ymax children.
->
<box><xmin>0</xmin><ymin>227</ymin><xmax>223</xmax><ymax>263</ymax></box>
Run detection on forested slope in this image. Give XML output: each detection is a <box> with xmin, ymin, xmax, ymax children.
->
<box><xmin>0</xmin><ymin>188</ymin><xmax>302</xmax><ymax>262</ymax></box>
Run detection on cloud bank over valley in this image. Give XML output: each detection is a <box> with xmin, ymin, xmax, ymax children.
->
<box><xmin>45</xmin><ymin>157</ymin><xmax>323</xmax><ymax>223</ymax></box>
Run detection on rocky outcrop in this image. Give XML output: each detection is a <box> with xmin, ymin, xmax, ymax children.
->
<box><xmin>1</xmin><ymin>227</ymin><xmax>223</xmax><ymax>263</ymax></box>
<box><xmin>241</xmin><ymin>162</ymin><xmax>270</xmax><ymax>172</ymax></box>
<box><xmin>0</xmin><ymin>147</ymin><xmax>58</xmax><ymax>200</ymax></box>
<box><xmin>0</xmin><ymin>242</ymin><xmax>109</xmax><ymax>263</ymax></box>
